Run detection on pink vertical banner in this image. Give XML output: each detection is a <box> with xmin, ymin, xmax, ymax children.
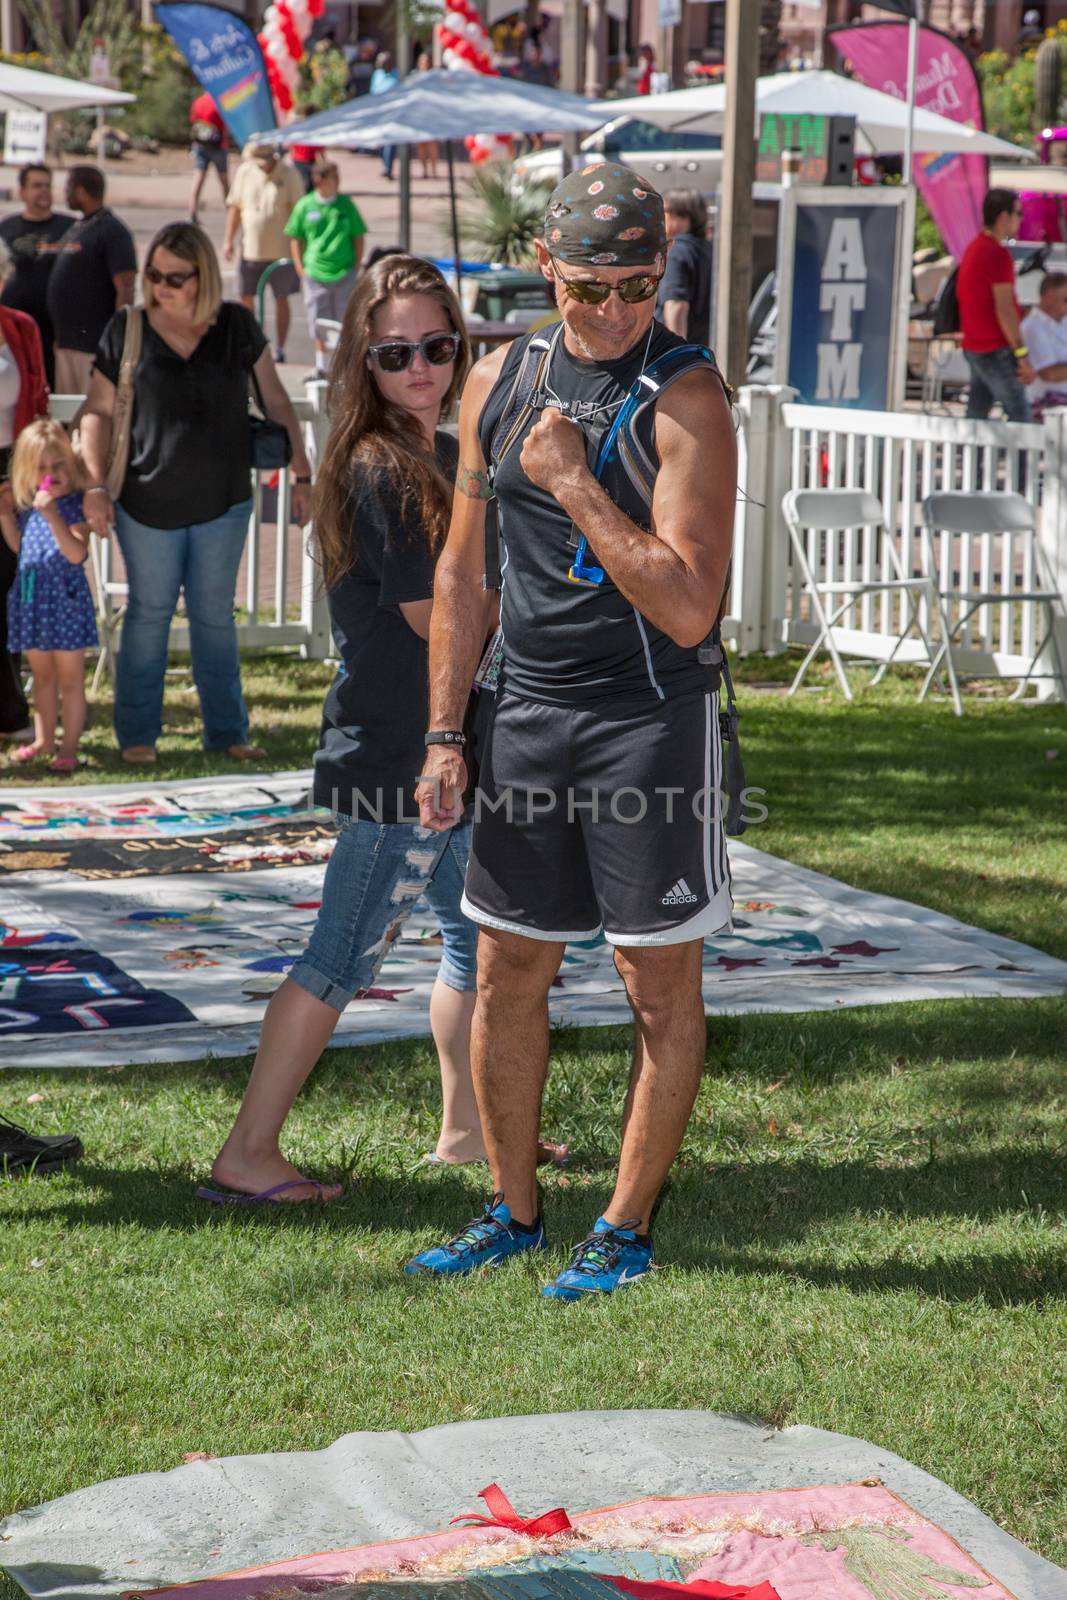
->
<box><xmin>827</xmin><ymin>22</ymin><xmax>988</xmax><ymax>261</ymax></box>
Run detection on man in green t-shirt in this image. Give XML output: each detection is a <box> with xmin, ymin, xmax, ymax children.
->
<box><xmin>285</xmin><ymin>161</ymin><xmax>367</xmax><ymax>375</ymax></box>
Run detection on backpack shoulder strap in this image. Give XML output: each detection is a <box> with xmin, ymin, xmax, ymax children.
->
<box><xmin>482</xmin><ymin>325</ymin><xmax>562</xmax><ymax>591</ymax></box>
<box><xmin>488</xmin><ymin>325</ymin><xmax>561</xmax><ymax>471</ymax></box>
<box><xmin>593</xmin><ymin>343</ymin><xmax>722</xmax><ymax>495</ymax></box>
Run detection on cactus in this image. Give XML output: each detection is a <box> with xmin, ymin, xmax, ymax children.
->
<box><xmin>1035</xmin><ymin>36</ymin><xmax>1062</xmax><ymax>131</ymax></box>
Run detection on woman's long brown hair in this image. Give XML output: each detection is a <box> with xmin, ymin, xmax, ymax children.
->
<box><xmin>313</xmin><ymin>255</ymin><xmax>471</xmax><ymax>591</ymax></box>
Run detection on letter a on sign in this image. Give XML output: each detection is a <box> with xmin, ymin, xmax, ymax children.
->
<box><xmin>822</xmin><ymin>218</ymin><xmax>866</xmax><ymax>281</ymax></box>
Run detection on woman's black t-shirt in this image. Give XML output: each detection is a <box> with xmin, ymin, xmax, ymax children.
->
<box><xmin>94</xmin><ymin>302</ymin><xmax>267</xmax><ymax>528</ymax></box>
<box><xmin>313</xmin><ymin>431</ymin><xmax>459</xmax><ymax>822</ymax></box>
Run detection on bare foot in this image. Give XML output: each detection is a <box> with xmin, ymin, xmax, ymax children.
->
<box><xmin>430</xmin><ymin>1136</ymin><xmax>571</xmax><ymax>1168</ymax></box>
<box><xmin>210</xmin><ymin>1145</ymin><xmax>342</xmax><ymax>1203</ymax></box>
<box><xmin>433</xmin><ymin>1129</ymin><xmax>487</xmax><ymax>1164</ymax></box>
<box><xmin>11</xmin><ymin>741</ymin><xmax>53</xmax><ymax>764</ymax></box>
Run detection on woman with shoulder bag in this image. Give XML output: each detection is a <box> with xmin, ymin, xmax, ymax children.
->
<box><xmin>79</xmin><ymin>221</ymin><xmax>312</xmax><ymax>766</ymax></box>
<box><xmin>204</xmin><ymin>255</ymin><xmax>565</xmax><ymax>1205</ymax></box>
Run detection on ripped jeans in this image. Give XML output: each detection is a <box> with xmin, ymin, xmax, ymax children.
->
<box><xmin>288</xmin><ymin>816</ymin><xmax>477</xmax><ymax>1011</ymax></box>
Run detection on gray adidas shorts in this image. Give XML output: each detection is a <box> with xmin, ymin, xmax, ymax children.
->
<box><xmin>462</xmin><ymin>688</ymin><xmax>732</xmax><ymax>947</ymax></box>
<box><xmin>302</xmin><ymin>268</ymin><xmax>358</xmax><ymax>333</ymax></box>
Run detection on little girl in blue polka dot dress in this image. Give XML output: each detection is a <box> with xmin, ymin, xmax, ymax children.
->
<box><xmin>0</xmin><ymin>418</ymin><xmax>97</xmax><ymax>774</ymax></box>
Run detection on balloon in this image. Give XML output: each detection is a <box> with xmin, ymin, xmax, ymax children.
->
<box><xmin>278</xmin><ymin>15</ymin><xmax>303</xmax><ymax>58</ymax></box>
<box><xmin>307</xmin><ymin>0</ymin><xmax>325</xmax><ymax>16</ymax></box>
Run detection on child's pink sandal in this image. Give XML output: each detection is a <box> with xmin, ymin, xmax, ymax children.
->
<box><xmin>49</xmin><ymin>757</ymin><xmax>81</xmax><ymax>775</ymax></box>
<box><xmin>10</xmin><ymin>744</ymin><xmax>46</xmax><ymax>764</ymax></box>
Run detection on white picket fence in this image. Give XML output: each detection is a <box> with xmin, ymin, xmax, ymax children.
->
<box><xmin>50</xmin><ymin>381</ymin><xmax>1067</xmax><ymax>698</ymax></box>
<box><xmin>729</xmin><ymin>387</ymin><xmax>1067</xmax><ymax>696</ymax></box>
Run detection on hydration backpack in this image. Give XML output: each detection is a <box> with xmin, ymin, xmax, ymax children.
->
<box><xmin>480</xmin><ymin>326</ymin><xmax>749</xmax><ymax>835</ymax></box>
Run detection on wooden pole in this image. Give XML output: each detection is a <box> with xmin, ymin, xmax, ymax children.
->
<box><xmin>714</xmin><ymin>0</ymin><xmax>758</xmax><ymax>390</ymax></box>
<box><xmin>397</xmin><ymin>0</ymin><xmax>412</xmax><ymax>251</ymax></box>
<box><xmin>560</xmin><ymin>0</ymin><xmax>585</xmax><ymax>169</ymax></box>
<box><xmin>447</xmin><ymin>140</ymin><xmax>462</xmax><ymax>289</ymax></box>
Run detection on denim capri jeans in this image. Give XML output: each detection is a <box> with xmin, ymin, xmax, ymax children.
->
<box><xmin>288</xmin><ymin>815</ymin><xmax>477</xmax><ymax>1009</ymax></box>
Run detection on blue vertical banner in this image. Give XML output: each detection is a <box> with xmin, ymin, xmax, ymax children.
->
<box><xmin>155</xmin><ymin>3</ymin><xmax>276</xmax><ymax>145</ymax></box>
<box><xmin>787</xmin><ymin>201</ymin><xmax>902</xmax><ymax>410</ymax></box>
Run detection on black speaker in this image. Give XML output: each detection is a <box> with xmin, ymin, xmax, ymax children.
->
<box><xmin>825</xmin><ymin>116</ymin><xmax>856</xmax><ymax>186</ymax></box>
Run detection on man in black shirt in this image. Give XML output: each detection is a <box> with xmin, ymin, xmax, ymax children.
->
<box><xmin>47</xmin><ymin>165</ymin><xmax>136</xmax><ymax>396</ymax></box>
<box><xmin>411</xmin><ymin>167</ymin><xmax>737</xmax><ymax>1300</ymax></box>
<box><xmin>0</xmin><ymin>164</ymin><xmax>73</xmax><ymax>387</ymax></box>
<box><xmin>657</xmin><ymin>187</ymin><xmax>714</xmax><ymax>346</ymax></box>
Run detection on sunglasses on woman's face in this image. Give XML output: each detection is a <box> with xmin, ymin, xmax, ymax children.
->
<box><xmin>551</xmin><ymin>261</ymin><xmax>662</xmax><ymax>305</ymax></box>
<box><xmin>146</xmin><ymin>265</ymin><xmax>199</xmax><ymax>289</ymax></box>
<box><xmin>368</xmin><ymin>332</ymin><xmax>460</xmax><ymax>372</ymax></box>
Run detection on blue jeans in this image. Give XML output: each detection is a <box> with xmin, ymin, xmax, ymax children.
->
<box><xmin>965</xmin><ymin>348</ymin><xmax>1032</xmax><ymax>422</ymax></box>
<box><xmin>289</xmin><ymin>816</ymin><xmax>477</xmax><ymax>1008</ymax></box>
<box><xmin>114</xmin><ymin>499</ymin><xmax>253</xmax><ymax>751</ymax></box>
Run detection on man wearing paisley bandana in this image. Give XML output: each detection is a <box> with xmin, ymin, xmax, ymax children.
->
<box><xmin>409</xmin><ymin>164</ymin><xmax>737</xmax><ymax>1301</ymax></box>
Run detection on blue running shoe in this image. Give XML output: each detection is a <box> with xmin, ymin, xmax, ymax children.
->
<box><xmin>404</xmin><ymin>1193</ymin><xmax>546</xmax><ymax>1277</ymax></box>
<box><xmin>541</xmin><ymin>1217</ymin><xmax>653</xmax><ymax>1301</ymax></box>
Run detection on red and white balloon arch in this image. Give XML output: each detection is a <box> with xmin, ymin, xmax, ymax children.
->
<box><xmin>258</xmin><ymin>0</ymin><xmax>325</xmax><ymax>118</ymax></box>
<box><xmin>436</xmin><ymin>0</ymin><xmax>511</xmax><ymax>164</ymax></box>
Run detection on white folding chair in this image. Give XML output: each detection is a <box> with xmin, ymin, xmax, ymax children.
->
<box><xmin>88</xmin><ymin>532</ymin><xmax>128</xmax><ymax>694</ymax></box>
<box><xmin>782</xmin><ymin>488</ymin><xmax>939</xmax><ymax>701</ymax></box>
<box><xmin>920</xmin><ymin>492</ymin><xmax>1067</xmax><ymax>716</ymax></box>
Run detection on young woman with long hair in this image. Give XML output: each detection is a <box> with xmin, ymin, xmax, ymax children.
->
<box><xmin>204</xmin><ymin>255</ymin><xmax>497</xmax><ymax>1203</ymax></box>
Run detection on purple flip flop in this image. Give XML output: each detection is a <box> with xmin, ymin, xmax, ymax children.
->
<box><xmin>195</xmin><ymin>1178</ymin><xmax>340</xmax><ymax>1206</ymax></box>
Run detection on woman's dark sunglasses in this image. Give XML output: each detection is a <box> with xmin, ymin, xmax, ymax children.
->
<box><xmin>551</xmin><ymin>262</ymin><xmax>661</xmax><ymax>305</ymax></box>
<box><xmin>146</xmin><ymin>265</ymin><xmax>199</xmax><ymax>288</ymax></box>
<box><xmin>368</xmin><ymin>333</ymin><xmax>461</xmax><ymax>372</ymax></box>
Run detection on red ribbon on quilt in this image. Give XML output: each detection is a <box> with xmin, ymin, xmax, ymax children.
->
<box><xmin>603</xmin><ymin>1577</ymin><xmax>781</xmax><ymax>1600</ymax></box>
<box><xmin>451</xmin><ymin>1483</ymin><xmax>574</xmax><ymax>1537</ymax></box>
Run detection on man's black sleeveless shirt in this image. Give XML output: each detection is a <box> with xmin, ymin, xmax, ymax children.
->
<box><xmin>477</xmin><ymin>320</ymin><xmax>716</xmax><ymax>707</ymax></box>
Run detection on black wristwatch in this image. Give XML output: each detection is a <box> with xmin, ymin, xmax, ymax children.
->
<box><xmin>425</xmin><ymin>730</ymin><xmax>467</xmax><ymax>747</ymax></box>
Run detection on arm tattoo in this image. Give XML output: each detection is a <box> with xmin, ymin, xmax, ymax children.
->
<box><xmin>457</xmin><ymin>463</ymin><xmax>494</xmax><ymax>501</ymax></box>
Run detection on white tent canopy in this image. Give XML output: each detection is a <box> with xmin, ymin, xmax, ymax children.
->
<box><xmin>0</xmin><ymin>60</ymin><xmax>133</xmax><ymax>115</ymax></box>
<box><xmin>606</xmin><ymin>70</ymin><xmax>1035</xmax><ymax>161</ymax></box>
<box><xmin>257</xmin><ymin>69</ymin><xmax>609</xmax><ymax>149</ymax></box>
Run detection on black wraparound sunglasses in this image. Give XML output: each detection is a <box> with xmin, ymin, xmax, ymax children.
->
<box><xmin>146</xmin><ymin>265</ymin><xmax>198</xmax><ymax>288</ymax></box>
<box><xmin>368</xmin><ymin>333</ymin><xmax>461</xmax><ymax>372</ymax></box>
<box><xmin>551</xmin><ymin>261</ymin><xmax>662</xmax><ymax>305</ymax></box>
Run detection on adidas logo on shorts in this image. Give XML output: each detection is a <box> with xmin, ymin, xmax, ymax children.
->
<box><xmin>661</xmin><ymin>877</ymin><xmax>698</xmax><ymax>907</ymax></box>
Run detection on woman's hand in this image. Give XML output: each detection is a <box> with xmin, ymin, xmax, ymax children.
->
<box><xmin>0</xmin><ymin>481</ymin><xmax>14</xmax><ymax>520</ymax></box>
<box><xmin>291</xmin><ymin>480</ymin><xmax>312</xmax><ymax>525</ymax></box>
<box><xmin>83</xmin><ymin>486</ymin><xmax>113</xmax><ymax>538</ymax></box>
<box><xmin>415</xmin><ymin>745</ymin><xmax>467</xmax><ymax>831</ymax></box>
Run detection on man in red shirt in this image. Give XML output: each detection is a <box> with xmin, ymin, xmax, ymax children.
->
<box><xmin>189</xmin><ymin>91</ymin><xmax>230</xmax><ymax>222</ymax></box>
<box><xmin>957</xmin><ymin>188</ymin><xmax>1035</xmax><ymax>421</ymax></box>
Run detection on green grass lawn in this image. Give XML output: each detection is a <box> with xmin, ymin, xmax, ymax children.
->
<box><xmin>1</xmin><ymin>655</ymin><xmax>1065</xmax><ymax>1583</ymax></box>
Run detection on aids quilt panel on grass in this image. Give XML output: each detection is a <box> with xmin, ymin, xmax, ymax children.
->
<box><xmin>2</xmin><ymin>773</ymin><xmax>1065</xmax><ymax>1067</ymax></box>
<box><xmin>122</xmin><ymin>1485</ymin><xmax>1018</xmax><ymax>1600</ymax></box>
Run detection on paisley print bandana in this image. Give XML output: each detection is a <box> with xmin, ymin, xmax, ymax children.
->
<box><xmin>542</xmin><ymin>162</ymin><xmax>666</xmax><ymax>269</ymax></box>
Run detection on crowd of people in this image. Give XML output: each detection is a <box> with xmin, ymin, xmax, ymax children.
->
<box><xmin>0</xmin><ymin>142</ymin><xmax>370</xmax><ymax>770</ymax></box>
